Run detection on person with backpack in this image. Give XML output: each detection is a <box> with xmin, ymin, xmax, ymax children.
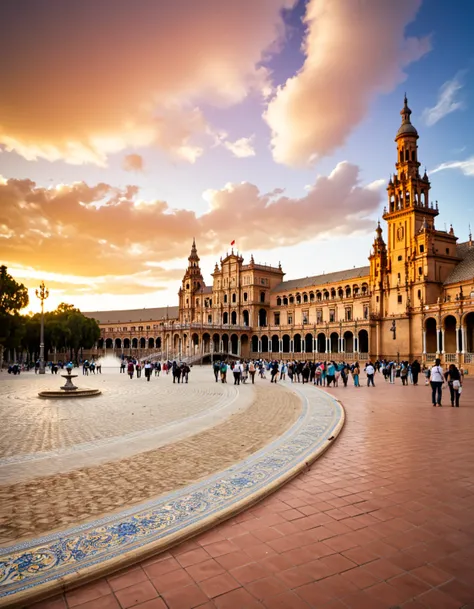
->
<box><xmin>352</xmin><ymin>362</ymin><xmax>360</xmax><ymax>387</ymax></box>
<box><xmin>249</xmin><ymin>361</ymin><xmax>256</xmax><ymax>384</ymax></box>
<box><xmin>127</xmin><ymin>359</ymin><xmax>134</xmax><ymax>379</ymax></box>
<box><xmin>220</xmin><ymin>361</ymin><xmax>228</xmax><ymax>383</ymax></box>
<box><xmin>429</xmin><ymin>358</ymin><xmax>444</xmax><ymax>406</ymax></box>
<box><xmin>445</xmin><ymin>364</ymin><xmax>463</xmax><ymax>407</ymax></box>
<box><xmin>213</xmin><ymin>360</ymin><xmax>220</xmax><ymax>382</ymax></box>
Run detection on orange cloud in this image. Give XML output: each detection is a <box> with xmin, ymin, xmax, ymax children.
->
<box><xmin>264</xmin><ymin>0</ymin><xmax>431</xmax><ymax>166</ymax></box>
<box><xmin>0</xmin><ymin>1</ymin><xmax>296</xmax><ymax>165</ymax></box>
<box><xmin>0</xmin><ymin>163</ymin><xmax>382</xmax><ymax>288</ymax></box>
<box><xmin>122</xmin><ymin>154</ymin><xmax>144</xmax><ymax>172</ymax></box>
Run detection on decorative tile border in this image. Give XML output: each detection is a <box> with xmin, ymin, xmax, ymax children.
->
<box><xmin>0</xmin><ymin>386</ymin><xmax>344</xmax><ymax>607</ymax></box>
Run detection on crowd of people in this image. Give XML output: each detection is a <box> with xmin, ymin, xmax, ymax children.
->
<box><xmin>120</xmin><ymin>357</ymin><xmax>191</xmax><ymax>383</ymax></box>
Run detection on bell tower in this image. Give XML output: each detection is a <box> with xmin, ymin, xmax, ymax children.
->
<box><xmin>179</xmin><ymin>238</ymin><xmax>205</xmax><ymax>323</ymax></box>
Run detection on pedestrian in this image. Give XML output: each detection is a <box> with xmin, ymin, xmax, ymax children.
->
<box><xmin>352</xmin><ymin>362</ymin><xmax>360</xmax><ymax>387</ymax></box>
<box><xmin>144</xmin><ymin>361</ymin><xmax>152</xmax><ymax>381</ymax></box>
<box><xmin>220</xmin><ymin>361</ymin><xmax>228</xmax><ymax>383</ymax></box>
<box><xmin>365</xmin><ymin>362</ymin><xmax>375</xmax><ymax>387</ymax></box>
<box><xmin>444</xmin><ymin>364</ymin><xmax>463</xmax><ymax>407</ymax></box>
<box><xmin>127</xmin><ymin>360</ymin><xmax>134</xmax><ymax>379</ymax></box>
<box><xmin>213</xmin><ymin>360</ymin><xmax>220</xmax><ymax>382</ymax></box>
<box><xmin>400</xmin><ymin>362</ymin><xmax>408</xmax><ymax>385</ymax></box>
<box><xmin>429</xmin><ymin>358</ymin><xmax>444</xmax><ymax>407</ymax></box>
<box><xmin>411</xmin><ymin>359</ymin><xmax>421</xmax><ymax>385</ymax></box>
<box><xmin>326</xmin><ymin>361</ymin><xmax>336</xmax><ymax>387</ymax></box>
<box><xmin>249</xmin><ymin>361</ymin><xmax>256</xmax><ymax>384</ymax></box>
<box><xmin>270</xmin><ymin>360</ymin><xmax>279</xmax><ymax>383</ymax></box>
<box><xmin>182</xmin><ymin>363</ymin><xmax>190</xmax><ymax>383</ymax></box>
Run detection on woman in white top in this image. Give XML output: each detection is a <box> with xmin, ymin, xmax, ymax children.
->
<box><xmin>430</xmin><ymin>358</ymin><xmax>444</xmax><ymax>407</ymax></box>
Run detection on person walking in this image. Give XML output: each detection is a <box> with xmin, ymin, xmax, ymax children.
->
<box><xmin>445</xmin><ymin>364</ymin><xmax>463</xmax><ymax>407</ymax></box>
<box><xmin>429</xmin><ymin>358</ymin><xmax>444</xmax><ymax>407</ymax></box>
<box><xmin>213</xmin><ymin>360</ymin><xmax>220</xmax><ymax>383</ymax></box>
<box><xmin>144</xmin><ymin>361</ymin><xmax>152</xmax><ymax>381</ymax></box>
<box><xmin>411</xmin><ymin>359</ymin><xmax>421</xmax><ymax>385</ymax></box>
<box><xmin>270</xmin><ymin>360</ymin><xmax>279</xmax><ymax>383</ymax></box>
<box><xmin>249</xmin><ymin>361</ymin><xmax>256</xmax><ymax>384</ymax></box>
<box><xmin>127</xmin><ymin>360</ymin><xmax>134</xmax><ymax>379</ymax></box>
<box><xmin>400</xmin><ymin>362</ymin><xmax>408</xmax><ymax>385</ymax></box>
<box><xmin>233</xmin><ymin>361</ymin><xmax>242</xmax><ymax>385</ymax></box>
<box><xmin>366</xmin><ymin>362</ymin><xmax>375</xmax><ymax>387</ymax></box>
<box><xmin>352</xmin><ymin>362</ymin><xmax>360</xmax><ymax>387</ymax></box>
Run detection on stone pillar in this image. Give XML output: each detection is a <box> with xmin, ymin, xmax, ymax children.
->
<box><xmin>258</xmin><ymin>339</ymin><xmax>262</xmax><ymax>353</ymax></box>
<box><xmin>220</xmin><ymin>339</ymin><xmax>224</xmax><ymax>353</ymax></box>
<box><xmin>313</xmin><ymin>337</ymin><xmax>316</xmax><ymax>353</ymax></box>
<box><xmin>326</xmin><ymin>336</ymin><xmax>329</xmax><ymax>353</ymax></box>
<box><xmin>269</xmin><ymin>339</ymin><xmax>272</xmax><ymax>354</ymax></box>
<box><xmin>290</xmin><ymin>339</ymin><xmax>294</xmax><ymax>354</ymax></box>
<box><xmin>238</xmin><ymin>338</ymin><xmax>241</xmax><ymax>356</ymax></box>
<box><xmin>422</xmin><ymin>330</ymin><xmax>426</xmax><ymax>354</ymax></box>
<box><xmin>279</xmin><ymin>339</ymin><xmax>283</xmax><ymax>353</ymax></box>
<box><xmin>354</xmin><ymin>336</ymin><xmax>359</xmax><ymax>353</ymax></box>
<box><xmin>461</xmin><ymin>327</ymin><xmax>466</xmax><ymax>354</ymax></box>
<box><xmin>441</xmin><ymin>329</ymin><xmax>445</xmax><ymax>354</ymax></box>
<box><xmin>456</xmin><ymin>326</ymin><xmax>460</xmax><ymax>354</ymax></box>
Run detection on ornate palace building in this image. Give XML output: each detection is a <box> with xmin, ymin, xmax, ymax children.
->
<box><xmin>87</xmin><ymin>99</ymin><xmax>474</xmax><ymax>370</ymax></box>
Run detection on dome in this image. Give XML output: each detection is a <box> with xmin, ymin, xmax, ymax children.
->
<box><xmin>396</xmin><ymin>122</ymin><xmax>418</xmax><ymax>138</ymax></box>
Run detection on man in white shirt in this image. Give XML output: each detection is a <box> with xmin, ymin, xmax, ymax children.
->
<box><xmin>430</xmin><ymin>358</ymin><xmax>444</xmax><ymax>406</ymax></box>
<box><xmin>365</xmin><ymin>362</ymin><xmax>375</xmax><ymax>387</ymax></box>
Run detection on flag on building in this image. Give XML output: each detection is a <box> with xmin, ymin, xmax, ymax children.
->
<box><xmin>230</xmin><ymin>240</ymin><xmax>235</xmax><ymax>246</ymax></box>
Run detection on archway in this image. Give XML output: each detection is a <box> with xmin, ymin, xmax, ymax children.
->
<box><xmin>202</xmin><ymin>333</ymin><xmax>211</xmax><ymax>353</ymax></box>
<box><xmin>241</xmin><ymin>334</ymin><xmax>249</xmax><ymax>358</ymax></box>
<box><xmin>132</xmin><ymin>337</ymin><xmax>138</xmax><ymax>349</ymax></box>
<box><xmin>105</xmin><ymin>338</ymin><xmax>113</xmax><ymax>349</ymax></box>
<box><xmin>223</xmin><ymin>312</ymin><xmax>228</xmax><ymax>325</ymax></box>
<box><xmin>155</xmin><ymin>337</ymin><xmax>161</xmax><ymax>349</ymax></box>
<box><xmin>97</xmin><ymin>338</ymin><xmax>104</xmax><ymax>349</ymax></box>
<box><xmin>251</xmin><ymin>335</ymin><xmax>259</xmax><ymax>353</ymax></box>
<box><xmin>243</xmin><ymin>310</ymin><xmax>249</xmax><ymax>326</ymax></box>
<box><xmin>443</xmin><ymin>315</ymin><xmax>457</xmax><ymax>353</ymax></box>
<box><xmin>148</xmin><ymin>337</ymin><xmax>154</xmax><ymax>349</ymax></box>
<box><xmin>343</xmin><ymin>331</ymin><xmax>354</xmax><ymax>353</ymax></box>
<box><xmin>271</xmin><ymin>334</ymin><xmax>279</xmax><ymax>352</ymax></box>
<box><xmin>425</xmin><ymin>318</ymin><xmax>437</xmax><ymax>353</ymax></box>
<box><xmin>191</xmin><ymin>333</ymin><xmax>199</xmax><ymax>356</ymax></box>
<box><xmin>212</xmin><ymin>333</ymin><xmax>220</xmax><ymax>353</ymax></box>
<box><xmin>261</xmin><ymin>335</ymin><xmax>269</xmax><ymax>353</ymax></box>
<box><xmin>258</xmin><ymin>308</ymin><xmax>267</xmax><ymax>327</ymax></box>
<box><xmin>114</xmin><ymin>338</ymin><xmax>122</xmax><ymax>349</ymax></box>
<box><xmin>464</xmin><ymin>312</ymin><xmax>474</xmax><ymax>353</ymax></box>
<box><xmin>358</xmin><ymin>329</ymin><xmax>369</xmax><ymax>353</ymax></box>
<box><xmin>173</xmin><ymin>333</ymin><xmax>180</xmax><ymax>351</ymax></box>
<box><xmin>330</xmin><ymin>332</ymin><xmax>339</xmax><ymax>353</ymax></box>
<box><xmin>222</xmin><ymin>333</ymin><xmax>229</xmax><ymax>353</ymax></box>
<box><xmin>294</xmin><ymin>333</ymin><xmax>302</xmax><ymax>353</ymax></box>
<box><xmin>231</xmin><ymin>311</ymin><xmax>237</xmax><ymax>325</ymax></box>
<box><xmin>317</xmin><ymin>333</ymin><xmax>326</xmax><ymax>354</ymax></box>
<box><xmin>231</xmin><ymin>334</ymin><xmax>239</xmax><ymax>355</ymax></box>
<box><xmin>140</xmin><ymin>337</ymin><xmax>146</xmax><ymax>349</ymax></box>
<box><xmin>305</xmin><ymin>333</ymin><xmax>313</xmax><ymax>353</ymax></box>
<box><xmin>282</xmin><ymin>334</ymin><xmax>290</xmax><ymax>353</ymax></box>
<box><xmin>123</xmin><ymin>338</ymin><xmax>130</xmax><ymax>349</ymax></box>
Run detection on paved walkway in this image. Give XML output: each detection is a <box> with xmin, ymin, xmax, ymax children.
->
<box><xmin>32</xmin><ymin>376</ymin><xmax>474</xmax><ymax>609</ymax></box>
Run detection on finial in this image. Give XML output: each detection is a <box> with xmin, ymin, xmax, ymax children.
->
<box><xmin>404</xmin><ymin>92</ymin><xmax>407</xmax><ymax>105</ymax></box>
<box><xmin>469</xmin><ymin>224</ymin><xmax>472</xmax><ymax>245</ymax></box>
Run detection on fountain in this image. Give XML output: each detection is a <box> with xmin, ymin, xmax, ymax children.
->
<box><xmin>38</xmin><ymin>367</ymin><xmax>101</xmax><ymax>399</ymax></box>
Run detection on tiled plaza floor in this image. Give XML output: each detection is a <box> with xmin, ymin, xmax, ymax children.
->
<box><xmin>31</xmin><ymin>375</ymin><xmax>474</xmax><ymax>609</ymax></box>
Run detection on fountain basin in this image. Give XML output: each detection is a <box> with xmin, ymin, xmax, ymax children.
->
<box><xmin>38</xmin><ymin>388</ymin><xmax>101</xmax><ymax>399</ymax></box>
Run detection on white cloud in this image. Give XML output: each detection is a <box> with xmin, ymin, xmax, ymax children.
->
<box><xmin>422</xmin><ymin>73</ymin><xmax>466</xmax><ymax>126</ymax></box>
<box><xmin>431</xmin><ymin>156</ymin><xmax>474</xmax><ymax>177</ymax></box>
<box><xmin>224</xmin><ymin>136</ymin><xmax>256</xmax><ymax>158</ymax></box>
<box><xmin>264</xmin><ymin>0</ymin><xmax>430</xmax><ymax>166</ymax></box>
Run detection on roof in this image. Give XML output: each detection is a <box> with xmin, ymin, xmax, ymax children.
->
<box><xmin>444</xmin><ymin>243</ymin><xmax>474</xmax><ymax>285</ymax></box>
<box><xmin>396</xmin><ymin>122</ymin><xmax>418</xmax><ymax>138</ymax></box>
<box><xmin>84</xmin><ymin>306</ymin><xmax>179</xmax><ymax>324</ymax></box>
<box><xmin>271</xmin><ymin>266</ymin><xmax>370</xmax><ymax>293</ymax></box>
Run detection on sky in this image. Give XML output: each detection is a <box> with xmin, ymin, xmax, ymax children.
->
<box><xmin>1</xmin><ymin>0</ymin><xmax>474</xmax><ymax>314</ymax></box>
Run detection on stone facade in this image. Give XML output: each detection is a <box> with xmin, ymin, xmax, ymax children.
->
<box><xmin>86</xmin><ymin>99</ymin><xmax>474</xmax><ymax>370</ymax></box>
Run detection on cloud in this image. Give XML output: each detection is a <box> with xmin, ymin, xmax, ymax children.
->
<box><xmin>0</xmin><ymin>162</ymin><xmax>381</xmax><ymax>289</ymax></box>
<box><xmin>422</xmin><ymin>73</ymin><xmax>466</xmax><ymax>126</ymax></box>
<box><xmin>264</xmin><ymin>0</ymin><xmax>430</xmax><ymax>166</ymax></box>
<box><xmin>224</xmin><ymin>136</ymin><xmax>256</xmax><ymax>158</ymax></box>
<box><xmin>431</xmin><ymin>156</ymin><xmax>474</xmax><ymax>177</ymax></box>
<box><xmin>122</xmin><ymin>154</ymin><xmax>144</xmax><ymax>172</ymax></box>
<box><xmin>0</xmin><ymin>0</ymin><xmax>296</xmax><ymax>165</ymax></box>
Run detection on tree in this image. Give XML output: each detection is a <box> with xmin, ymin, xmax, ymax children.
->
<box><xmin>0</xmin><ymin>266</ymin><xmax>29</xmax><ymax>364</ymax></box>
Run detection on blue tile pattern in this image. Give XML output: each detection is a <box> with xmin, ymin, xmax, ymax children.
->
<box><xmin>0</xmin><ymin>387</ymin><xmax>343</xmax><ymax>601</ymax></box>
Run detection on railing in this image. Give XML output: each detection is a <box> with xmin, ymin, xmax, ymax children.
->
<box><xmin>465</xmin><ymin>353</ymin><xmax>473</xmax><ymax>364</ymax></box>
<box><xmin>445</xmin><ymin>353</ymin><xmax>458</xmax><ymax>363</ymax></box>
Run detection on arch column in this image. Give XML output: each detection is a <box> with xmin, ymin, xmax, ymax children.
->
<box><xmin>290</xmin><ymin>339</ymin><xmax>294</xmax><ymax>353</ymax></box>
<box><xmin>220</xmin><ymin>339</ymin><xmax>224</xmax><ymax>352</ymax></box>
<box><xmin>461</xmin><ymin>326</ymin><xmax>466</xmax><ymax>354</ymax></box>
<box><xmin>258</xmin><ymin>339</ymin><xmax>262</xmax><ymax>353</ymax></box>
<box><xmin>456</xmin><ymin>326</ymin><xmax>461</xmax><ymax>354</ymax></box>
<box><xmin>422</xmin><ymin>329</ymin><xmax>426</xmax><ymax>354</ymax></box>
<box><xmin>238</xmin><ymin>337</ymin><xmax>241</xmax><ymax>356</ymax></box>
<box><xmin>279</xmin><ymin>339</ymin><xmax>283</xmax><ymax>353</ymax></box>
<box><xmin>325</xmin><ymin>336</ymin><xmax>329</xmax><ymax>353</ymax></box>
<box><xmin>313</xmin><ymin>337</ymin><xmax>316</xmax><ymax>353</ymax></box>
<box><xmin>441</xmin><ymin>328</ymin><xmax>445</xmax><ymax>354</ymax></box>
<box><xmin>354</xmin><ymin>335</ymin><xmax>359</xmax><ymax>353</ymax></box>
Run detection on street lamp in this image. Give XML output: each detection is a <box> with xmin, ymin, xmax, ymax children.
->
<box><xmin>35</xmin><ymin>281</ymin><xmax>49</xmax><ymax>374</ymax></box>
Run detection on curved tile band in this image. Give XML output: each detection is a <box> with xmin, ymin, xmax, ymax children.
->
<box><xmin>0</xmin><ymin>386</ymin><xmax>344</xmax><ymax>608</ymax></box>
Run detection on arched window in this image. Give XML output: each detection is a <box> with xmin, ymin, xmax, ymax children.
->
<box><xmin>260</xmin><ymin>291</ymin><xmax>265</xmax><ymax>303</ymax></box>
<box><xmin>196</xmin><ymin>298</ymin><xmax>200</xmax><ymax>306</ymax></box>
<box><xmin>231</xmin><ymin>311</ymin><xmax>237</xmax><ymax>325</ymax></box>
<box><xmin>296</xmin><ymin>294</ymin><xmax>301</xmax><ymax>304</ymax></box>
<box><xmin>399</xmin><ymin>150</ymin><xmax>403</xmax><ymax>163</ymax></box>
<box><xmin>405</xmin><ymin>149</ymin><xmax>409</xmax><ymax>161</ymax></box>
<box><xmin>224</xmin><ymin>294</ymin><xmax>228</xmax><ymax>303</ymax></box>
<box><xmin>223</xmin><ymin>312</ymin><xmax>228</xmax><ymax>324</ymax></box>
<box><xmin>289</xmin><ymin>295</ymin><xmax>294</xmax><ymax>304</ymax></box>
<box><xmin>303</xmin><ymin>293</ymin><xmax>308</xmax><ymax>303</ymax></box>
<box><xmin>277</xmin><ymin>297</ymin><xmax>282</xmax><ymax>306</ymax></box>
<box><xmin>411</xmin><ymin>150</ymin><xmax>416</xmax><ymax>161</ymax></box>
<box><xmin>331</xmin><ymin>288</ymin><xmax>336</xmax><ymax>299</ymax></box>
<box><xmin>283</xmin><ymin>297</ymin><xmax>288</xmax><ymax>306</ymax></box>
<box><xmin>232</xmin><ymin>293</ymin><xmax>236</xmax><ymax>303</ymax></box>
<box><xmin>243</xmin><ymin>292</ymin><xmax>248</xmax><ymax>302</ymax></box>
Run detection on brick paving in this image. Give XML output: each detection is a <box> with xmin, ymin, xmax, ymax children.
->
<box><xmin>29</xmin><ymin>376</ymin><xmax>474</xmax><ymax>608</ymax></box>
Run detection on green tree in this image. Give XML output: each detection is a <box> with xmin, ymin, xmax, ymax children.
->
<box><xmin>0</xmin><ymin>266</ymin><xmax>29</xmax><ymax>363</ymax></box>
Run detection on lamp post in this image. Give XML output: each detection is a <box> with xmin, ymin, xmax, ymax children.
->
<box><xmin>35</xmin><ymin>281</ymin><xmax>49</xmax><ymax>374</ymax></box>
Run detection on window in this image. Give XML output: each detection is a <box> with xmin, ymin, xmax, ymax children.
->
<box><xmin>224</xmin><ymin>294</ymin><xmax>227</xmax><ymax>304</ymax></box>
<box><xmin>146</xmin><ymin>325</ymin><xmax>151</xmax><ymax>330</ymax></box>
<box><xmin>208</xmin><ymin>315</ymin><xmax>212</xmax><ymax>323</ymax></box>
<box><xmin>329</xmin><ymin>309</ymin><xmax>335</xmax><ymax>323</ymax></box>
<box><xmin>287</xmin><ymin>312</ymin><xmax>293</xmax><ymax>325</ymax></box>
<box><xmin>302</xmin><ymin>310</ymin><xmax>309</xmax><ymax>324</ymax></box>
<box><xmin>196</xmin><ymin>298</ymin><xmax>200</xmax><ymax>306</ymax></box>
<box><xmin>417</xmin><ymin>289</ymin><xmax>421</xmax><ymax>299</ymax></box>
<box><xmin>397</xmin><ymin>273</ymin><xmax>401</xmax><ymax>281</ymax></box>
<box><xmin>260</xmin><ymin>278</ymin><xmax>266</xmax><ymax>285</ymax></box>
<box><xmin>186</xmin><ymin>298</ymin><xmax>189</xmax><ymax>305</ymax></box>
<box><xmin>283</xmin><ymin>297</ymin><xmax>288</xmax><ymax>305</ymax></box>
<box><xmin>260</xmin><ymin>291</ymin><xmax>265</xmax><ymax>303</ymax></box>
<box><xmin>289</xmin><ymin>295</ymin><xmax>294</xmax><ymax>304</ymax></box>
<box><xmin>345</xmin><ymin>307</ymin><xmax>352</xmax><ymax>321</ymax></box>
<box><xmin>243</xmin><ymin>292</ymin><xmax>248</xmax><ymax>302</ymax></box>
<box><xmin>363</xmin><ymin>305</ymin><xmax>369</xmax><ymax>320</ymax></box>
<box><xmin>223</xmin><ymin>312</ymin><xmax>228</xmax><ymax>324</ymax></box>
<box><xmin>376</xmin><ymin>295</ymin><xmax>379</xmax><ymax>303</ymax></box>
<box><xmin>274</xmin><ymin>313</ymin><xmax>280</xmax><ymax>325</ymax></box>
<box><xmin>276</xmin><ymin>297</ymin><xmax>281</xmax><ymax>306</ymax></box>
<box><xmin>186</xmin><ymin>283</ymin><xmax>190</xmax><ymax>289</ymax></box>
<box><xmin>296</xmin><ymin>294</ymin><xmax>301</xmax><ymax>304</ymax></box>
<box><xmin>317</xmin><ymin>309</ymin><xmax>323</xmax><ymax>323</ymax></box>
<box><xmin>398</xmin><ymin>295</ymin><xmax>403</xmax><ymax>304</ymax></box>
<box><xmin>232</xmin><ymin>293</ymin><xmax>236</xmax><ymax>303</ymax></box>
<box><xmin>138</xmin><ymin>326</ymin><xmax>143</xmax><ymax>331</ymax></box>
<box><xmin>446</xmin><ymin>248</ymin><xmax>450</xmax><ymax>255</ymax></box>
<box><xmin>420</xmin><ymin>245</ymin><xmax>425</xmax><ymax>253</ymax></box>
<box><xmin>303</xmin><ymin>294</ymin><xmax>308</xmax><ymax>303</ymax></box>
<box><xmin>131</xmin><ymin>326</ymin><xmax>136</xmax><ymax>331</ymax></box>
<box><xmin>398</xmin><ymin>255</ymin><xmax>402</xmax><ymax>261</ymax></box>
